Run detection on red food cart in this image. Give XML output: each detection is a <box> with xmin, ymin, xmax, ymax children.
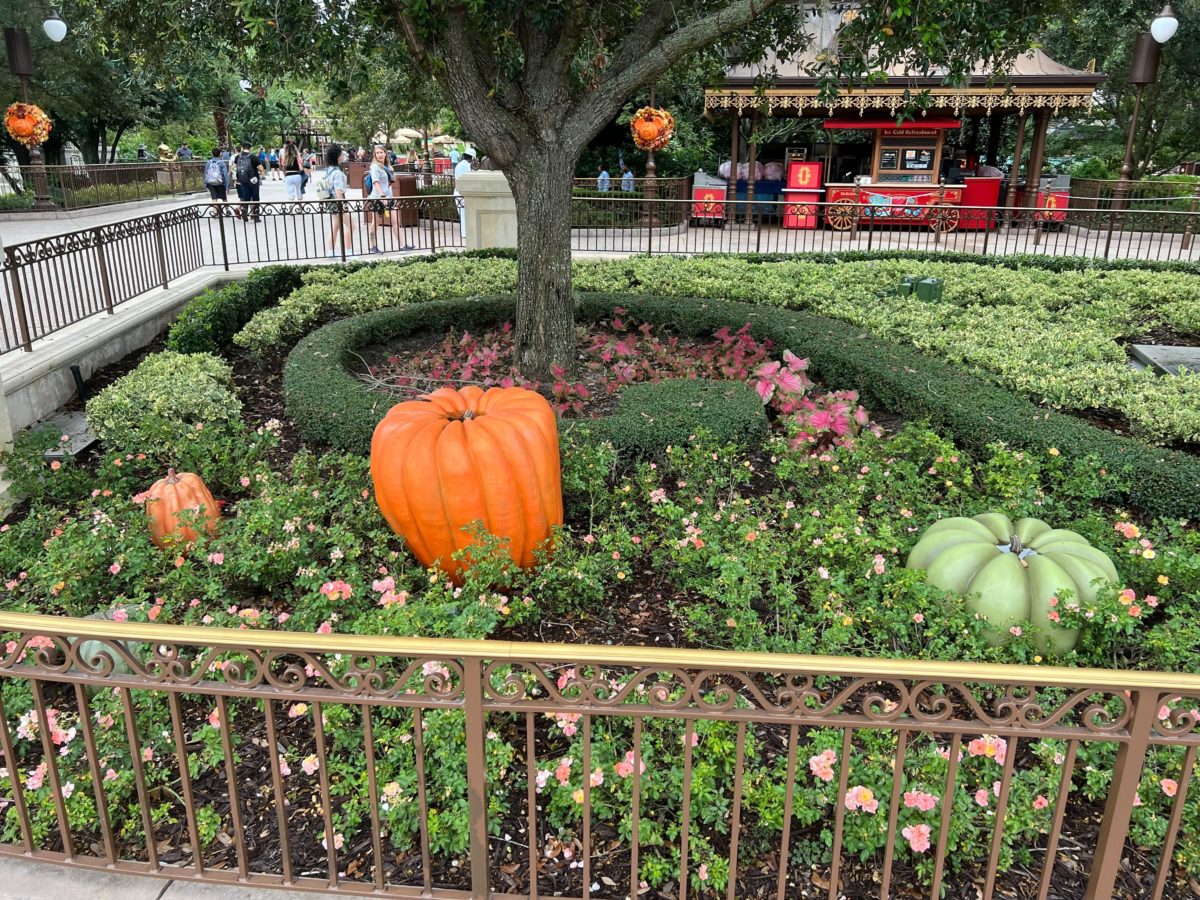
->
<box><xmin>821</xmin><ymin>119</ymin><xmax>969</xmax><ymax>231</ymax></box>
<box><xmin>433</xmin><ymin>157</ymin><xmax>451</xmax><ymax>174</ymax></box>
<box><xmin>782</xmin><ymin>159</ymin><xmax>823</xmax><ymax>229</ymax></box>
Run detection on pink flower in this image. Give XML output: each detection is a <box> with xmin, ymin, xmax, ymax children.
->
<box><xmin>555</xmin><ymin>757</ymin><xmax>573</xmax><ymax>785</ymax></box>
<box><xmin>112</xmin><ymin>608</ymin><xmax>128</xmax><ymax>623</ymax></box>
<box><xmin>278</xmin><ymin>756</ymin><xmax>291</xmax><ymax>777</ymax></box>
<box><xmin>207</xmin><ymin>708</ymin><xmax>220</xmax><ymax>728</ymax></box>
<box><xmin>372</xmin><ymin>576</ymin><xmax>396</xmax><ymax>594</ymax></box>
<box><xmin>320</xmin><ymin>832</ymin><xmax>344</xmax><ymax>851</ymax></box>
<box><xmin>142</xmin><ymin>747</ymin><xmax>154</xmax><ymax>763</ymax></box>
<box><xmin>1033</xmin><ymin>795</ymin><xmax>1049</xmax><ymax>810</ymax></box>
<box><xmin>288</xmin><ymin>703</ymin><xmax>308</xmax><ymax>718</ymax></box>
<box><xmin>103</xmin><ymin>768</ymin><xmax>118</xmax><ymax>782</ymax></box>
<box><xmin>590</xmin><ymin>767</ymin><xmax>604</xmax><ymax>787</ymax></box>
<box><xmin>614</xmin><ymin>760</ymin><xmax>634</xmax><ymax>778</ymax></box>
<box><xmin>147</xmin><ymin>606</ymin><xmax>161</xmax><ymax>622</ymax></box>
<box><xmin>1162</xmin><ymin>778</ymin><xmax>1179</xmax><ymax>797</ymax></box>
<box><xmin>1047</xmin><ymin>611</ymin><xmax>1060</xmax><ymax>623</ymax></box>
<box><xmin>974</xmin><ymin>789</ymin><xmax>989</xmax><ymax>807</ymax></box>
<box><xmin>903</xmin><ymin>790</ymin><xmax>938</xmax><ymax>812</ymax></box>
<box><xmin>844</xmin><ymin>785</ymin><xmax>878</xmax><ymax>813</ymax></box>
<box><xmin>108</xmin><ymin>563</ymin><xmax>121</xmax><ymax>575</ymax></box>
<box><xmin>1009</xmin><ymin>626</ymin><xmax>1022</xmax><ymax>637</ymax></box>
<box><xmin>302</xmin><ymin>755</ymin><xmax>319</xmax><ymax>775</ymax></box>
<box><xmin>316</xmin><ymin>621</ymin><xmax>333</xmax><ymax>634</ymax></box>
<box><xmin>902</xmin><ymin>823</ymin><xmax>932</xmax><ymax>853</ymax></box>
<box><xmin>699</xmin><ymin>863</ymin><xmax>710</xmax><ymax>881</ymax></box>
<box><xmin>240</xmin><ymin>476</ymin><xmax>251</xmax><ymax>487</ymax></box>
<box><xmin>967</xmin><ymin>736</ymin><xmax>1007</xmax><ymax>764</ymax></box>
<box><xmin>207</xmin><ymin>552</ymin><xmax>224</xmax><ymax>565</ymax></box>
<box><xmin>49</xmin><ymin>460</ymin><xmax>61</xmax><ymax>471</ymax></box>
<box><xmin>913</xmin><ymin>613</ymin><xmax>925</xmax><ymax>624</ymax></box>
<box><xmin>572</xmin><ymin>788</ymin><xmax>585</xmax><ymax>804</ymax></box>
<box><xmin>319</xmin><ymin>580</ymin><xmax>353</xmax><ymax>601</ymax></box>
<box><xmin>809</xmin><ymin>749</ymin><xmax>837</xmax><ymax>783</ymax></box>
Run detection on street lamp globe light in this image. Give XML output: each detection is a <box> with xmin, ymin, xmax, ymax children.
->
<box><xmin>42</xmin><ymin>10</ymin><xmax>67</xmax><ymax>43</ymax></box>
<box><xmin>1151</xmin><ymin>4</ymin><xmax>1179</xmax><ymax>43</ymax></box>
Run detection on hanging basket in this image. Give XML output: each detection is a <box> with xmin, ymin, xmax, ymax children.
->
<box><xmin>5</xmin><ymin>102</ymin><xmax>52</xmax><ymax>148</ymax></box>
<box><xmin>630</xmin><ymin>106</ymin><xmax>675</xmax><ymax>152</ymax></box>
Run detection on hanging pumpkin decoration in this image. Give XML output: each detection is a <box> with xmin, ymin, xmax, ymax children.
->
<box><xmin>145</xmin><ymin>469</ymin><xmax>221</xmax><ymax>548</ymax></box>
<box><xmin>631</xmin><ymin>106</ymin><xmax>675</xmax><ymax>152</ymax></box>
<box><xmin>371</xmin><ymin>385</ymin><xmax>563</xmax><ymax>582</ymax></box>
<box><xmin>5</xmin><ymin>102</ymin><xmax>52</xmax><ymax>149</ymax></box>
<box><xmin>906</xmin><ymin>513</ymin><xmax>1119</xmax><ymax>654</ymax></box>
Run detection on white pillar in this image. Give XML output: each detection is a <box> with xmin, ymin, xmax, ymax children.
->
<box><xmin>454</xmin><ymin>170</ymin><xmax>518</xmax><ymax>250</ymax></box>
<box><xmin>0</xmin><ymin>369</ymin><xmax>13</xmax><ymax>514</ymax></box>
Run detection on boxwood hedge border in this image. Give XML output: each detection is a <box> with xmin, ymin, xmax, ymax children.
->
<box><xmin>284</xmin><ymin>291</ymin><xmax>1200</xmax><ymax>518</ymax></box>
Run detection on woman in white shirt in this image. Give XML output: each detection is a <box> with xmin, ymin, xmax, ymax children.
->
<box><xmin>366</xmin><ymin>144</ymin><xmax>413</xmax><ymax>253</ymax></box>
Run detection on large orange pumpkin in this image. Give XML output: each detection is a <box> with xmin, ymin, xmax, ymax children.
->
<box><xmin>145</xmin><ymin>469</ymin><xmax>221</xmax><ymax>548</ymax></box>
<box><xmin>370</xmin><ymin>386</ymin><xmax>563</xmax><ymax>580</ymax></box>
<box><xmin>630</xmin><ymin>106</ymin><xmax>675</xmax><ymax>151</ymax></box>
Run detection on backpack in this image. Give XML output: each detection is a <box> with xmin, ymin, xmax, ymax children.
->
<box><xmin>312</xmin><ymin>167</ymin><xmax>334</xmax><ymax>200</ymax></box>
<box><xmin>235</xmin><ymin>152</ymin><xmax>256</xmax><ymax>183</ymax></box>
<box><xmin>204</xmin><ymin>157</ymin><xmax>224</xmax><ymax>186</ymax></box>
<box><xmin>363</xmin><ymin>172</ymin><xmax>373</xmax><ymax>196</ymax></box>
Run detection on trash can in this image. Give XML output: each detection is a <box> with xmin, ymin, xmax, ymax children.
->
<box><xmin>393</xmin><ymin>173</ymin><xmax>419</xmax><ymax>228</ymax></box>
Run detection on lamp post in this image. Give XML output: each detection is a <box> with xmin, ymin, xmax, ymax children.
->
<box><xmin>1113</xmin><ymin>5</ymin><xmax>1178</xmax><ymax>209</ymax></box>
<box><xmin>4</xmin><ymin>10</ymin><xmax>67</xmax><ymax>211</ymax></box>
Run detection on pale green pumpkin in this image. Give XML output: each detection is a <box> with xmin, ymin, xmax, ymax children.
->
<box><xmin>906</xmin><ymin>513</ymin><xmax>1119</xmax><ymax>654</ymax></box>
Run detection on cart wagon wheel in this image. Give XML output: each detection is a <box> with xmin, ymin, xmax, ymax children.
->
<box><xmin>928</xmin><ymin>205</ymin><xmax>960</xmax><ymax>233</ymax></box>
<box><xmin>827</xmin><ymin>202</ymin><xmax>857</xmax><ymax>231</ymax></box>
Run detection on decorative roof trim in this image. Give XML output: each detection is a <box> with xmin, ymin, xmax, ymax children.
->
<box><xmin>704</xmin><ymin>86</ymin><xmax>1098</xmax><ymax>117</ymax></box>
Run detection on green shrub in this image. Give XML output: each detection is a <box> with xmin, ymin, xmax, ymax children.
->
<box><xmin>572</xmin><ymin>293</ymin><xmax>1200</xmax><ymax>519</ymax></box>
<box><xmin>582</xmin><ymin>378</ymin><xmax>767</xmax><ymax>456</ymax></box>
<box><xmin>167</xmin><ymin>265</ymin><xmax>309</xmax><ymax>354</ymax></box>
<box><xmin>85</xmin><ymin>351</ymin><xmax>246</xmax><ymax>474</ymax></box>
<box><xmin>234</xmin><ymin>252</ymin><xmax>519</xmax><ymax>355</ymax></box>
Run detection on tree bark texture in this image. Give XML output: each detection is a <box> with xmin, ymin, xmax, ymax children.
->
<box><xmin>509</xmin><ymin>154</ymin><xmax>577</xmax><ymax>380</ymax></box>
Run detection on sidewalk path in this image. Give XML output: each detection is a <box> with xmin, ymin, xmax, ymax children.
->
<box><xmin>0</xmin><ymin>854</ymin><xmax>314</xmax><ymax>899</ymax></box>
<box><xmin>0</xmin><ymin>179</ymin><xmax>293</xmax><ymax>247</ymax></box>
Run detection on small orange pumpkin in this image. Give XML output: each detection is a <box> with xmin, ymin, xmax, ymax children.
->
<box><xmin>370</xmin><ymin>386</ymin><xmax>563</xmax><ymax>581</ymax></box>
<box><xmin>6</xmin><ymin>113</ymin><xmax>33</xmax><ymax>138</ymax></box>
<box><xmin>145</xmin><ymin>469</ymin><xmax>221</xmax><ymax>548</ymax></box>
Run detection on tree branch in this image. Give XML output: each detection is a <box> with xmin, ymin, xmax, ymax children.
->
<box><xmin>573</xmin><ymin>0</ymin><xmax>785</xmax><ymax>138</ymax></box>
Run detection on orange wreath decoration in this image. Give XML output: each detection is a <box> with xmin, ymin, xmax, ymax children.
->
<box><xmin>5</xmin><ymin>103</ymin><xmax>52</xmax><ymax>149</ymax></box>
<box><xmin>631</xmin><ymin>106</ymin><xmax>675</xmax><ymax>152</ymax></box>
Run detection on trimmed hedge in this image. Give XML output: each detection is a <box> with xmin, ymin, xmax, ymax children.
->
<box><xmin>167</xmin><ymin>265</ymin><xmax>310</xmax><ymax>354</ymax></box>
<box><xmin>285</xmin><ymin>292</ymin><xmax>1200</xmax><ymax>518</ymax></box>
<box><xmin>692</xmin><ymin>249</ymin><xmax>1200</xmax><ymax>276</ymax></box>
<box><xmin>582</xmin><ymin>378</ymin><xmax>768</xmax><ymax>456</ymax></box>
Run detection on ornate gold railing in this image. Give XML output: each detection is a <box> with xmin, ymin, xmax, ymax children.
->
<box><xmin>0</xmin><ymin>610</ymin><xmax>1197</xmax><ymax>899</ymax></box>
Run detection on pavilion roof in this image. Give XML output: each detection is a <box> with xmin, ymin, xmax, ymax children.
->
<box><xmin>706</xmin><ymin>41</ymin><xmax>1105</xmax><ymax>118</ymax></box>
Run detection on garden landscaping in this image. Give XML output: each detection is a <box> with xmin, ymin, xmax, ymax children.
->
<box><xmin>2</xmin><ymin>251</ymin><xmax>1200</xmax><ymax>898</ymax></box>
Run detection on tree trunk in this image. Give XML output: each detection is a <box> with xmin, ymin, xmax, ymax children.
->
<box><xmin>509</xmin><ymin>153</ymin><xmax>577</xmax><ymax>380</ymax></box>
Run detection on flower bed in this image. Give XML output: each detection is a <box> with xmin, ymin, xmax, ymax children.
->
<box><xmin>2</xmin><ymin>253</ymin><xmax>1200</xmax><ymax>896</ymax></box>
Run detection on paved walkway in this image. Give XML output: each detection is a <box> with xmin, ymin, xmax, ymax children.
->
<box><xmin>0</xmin><ymin>854</ymin><xmax>312</xmax><ymax>899</ymax></box>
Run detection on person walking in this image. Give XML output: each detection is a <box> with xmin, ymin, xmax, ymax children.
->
<box><xmin>453</xmin><ymin>148</ymin><xmax>475</xmax><ymax>240</ymax></box>
<box><xmin>315</xmin><ymin>143</ymin><xmax>354</xmax><ymax>257</ymax></box>
<box><xmin>449</xmin><ymin>146</ymin><xmax>460</xmax><ymax>165</ymax></box>
<box><xmin>300</xmin><ymin>146</ymin><xmax>313</xmax><ymax>196</ymax></box>
<box><xmin>234</xmin><ymin>142</ymin><xmax>263</xmax><ymax>222</ymax></box>
<box><xmin>366</xmin><ymin>144</ymin><xmax>413</xmax><ymax>253</ymax></box>
<box><xmin>281</xmin><ymin>142</ymin><xmax>304</xmax><ymax>201</ymax></box>
<box><xmin>268</xmin><ymin>146</ymin><xmax>282</xmax><ymax>180</ymax></box>
<box><xmin>203</xmin><ymin>147</ymin><xmax>230</xmax><ymax>205</ymax></box>
<box><xmin>620</xmin><ymin>161</ymin><xmax>634</xmax><ymax>192</ymax></box>
<box><xmin>596</xmin><ymin>164</ymin><xmax>611</xmax><ymax>191</ymax></box>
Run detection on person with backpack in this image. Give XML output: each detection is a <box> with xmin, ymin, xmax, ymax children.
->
<box><xmin>300</xmin><ymin>146</ymin><xmax>313</xmax><ymax>195</ymax></box>
<box><xmin>203</xmin><ymin>147</ymin><xmax>229</xmax><ymax>205</ymax></box>
<box><xmin>314</xmin><ymin>143</ymin><xmax>354</xmax><ymax>257</ymax></box>
<box><xmin>234</xmin><ymin>142</ymin><xmax>263</xmax><ymax>222</ymax></box>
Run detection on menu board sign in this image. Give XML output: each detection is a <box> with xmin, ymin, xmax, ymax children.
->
<box><xmin>902</xmin><ymin>148</ymin><xmax>934</xmax><ymax>170</ymax></box>
<box><xmin>879</xmin><ymin>149</ymin><xmax>899</xmax><ymax>169</ymax></box>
